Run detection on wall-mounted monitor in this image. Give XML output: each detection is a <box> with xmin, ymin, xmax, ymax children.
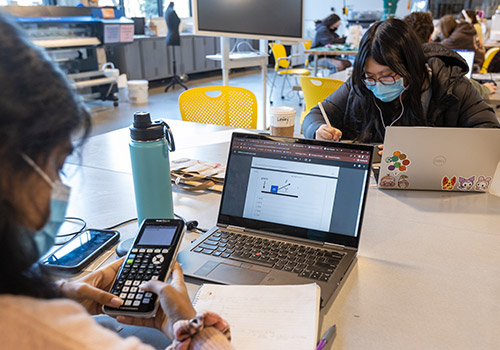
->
<box><xmin>192</xmin><ymin>0</ymin><xmax>304</xmax><ymax>41</ymax></box>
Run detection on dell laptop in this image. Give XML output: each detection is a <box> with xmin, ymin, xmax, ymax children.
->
<box><xmin>178</xmin><ymin>132</ymin><xmax>373</xmax><ymax>307</ymax></box>
<box><xmin>378</xmin><ymin>126</ymin><xmax>500</xmax><ymax>191</ymax></box>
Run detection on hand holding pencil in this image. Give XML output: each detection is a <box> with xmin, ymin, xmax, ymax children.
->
<box><xmin>315</xmin><ymin>102</ymin><xmax>343</xmax><ymax>141</ymax></box>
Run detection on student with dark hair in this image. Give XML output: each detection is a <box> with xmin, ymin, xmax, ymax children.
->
<box><xmin>433</xmin><ymin>14</ymin><xmax>485</xmax><ymax>70</ymax></box>
<box><xmin>403</xmin><ymin>11</ymin><xmax>434</xmax><ymax>44</ymax></box>
<box><xmin>462</xmin><ymin>9</ymin><xmax>484</xmax><ymax>46</ymax></box>
<box><xmin>311</xmin><ymin>13</ymin><xmax>351</xmax><ymax>73</ymax></box>
<box><xmin>0</xmin><ymin>14</ymin><xmax>232</xmax><ymax>350</ymax></box>
<box><xmin>403</xmin><ymin>12</ymin><xmax>496</xmax><ymax>99</ymax></box>
<box><xmin>303</xmin><ymin>19</ymin><xmax>499</xmax><ymax>143</ymax></box>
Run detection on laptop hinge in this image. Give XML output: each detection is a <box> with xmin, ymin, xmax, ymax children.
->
<box><xmin>225</xmin><ymin>225</ymin><xmax>246</xmax><ymax>232</ymax></box>
<box><xmin>324</xmin><ymin>242</ymin><xmax>350</xmax><ymax>250</ymax></box>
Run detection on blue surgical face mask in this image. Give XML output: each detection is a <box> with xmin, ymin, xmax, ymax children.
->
<box><xmin>366</xmin><ymin>78</ymin><xmax>406</xmax><ymax>103</ymax></box>
<box><xmin>21</xmin><ymin>153</ymin><xmax>70</xmax><ymax>257</ymax></box>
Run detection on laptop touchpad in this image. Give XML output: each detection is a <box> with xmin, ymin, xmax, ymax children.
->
<box><xmin>207</xmin><ymin>262</ymin><xmax>267</xmax><ymax>284</ymax></box>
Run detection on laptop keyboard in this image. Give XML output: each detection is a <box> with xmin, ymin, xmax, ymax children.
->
<box><xmin>191</xmin><ymin>230</ymin><xmax>344</xmax><ymax>282</ymax></box>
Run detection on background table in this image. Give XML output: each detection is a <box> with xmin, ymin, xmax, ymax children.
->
<box><xmin>66</xmin><ymin>121</ymin><xmax>500</xmax><ymax>349</ymax></box>
<box><xmin>305</xmin><ymin>48</ymin><xmax>358</xmax><ymax>76</ymax></box>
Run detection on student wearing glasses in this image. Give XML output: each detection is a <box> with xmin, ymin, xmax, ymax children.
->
<box><xmin>303</xmin><ymin>19</ymin><xmax>500</xmax><ymax>144</ymax></box>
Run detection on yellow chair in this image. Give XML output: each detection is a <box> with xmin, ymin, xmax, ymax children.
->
<box><xmin>303</xmin><ymin>40</ymin><xmax>313</xmax><ymax>67</ymax></box>
<box><xmin>480</xmin><ymin>47</ymin><xmax>500</xmax><ymax>73</ymax></box>
<box><xmin>178</xmin><ymin>86</ymin><xmax>257</xmax><ymax>129</ymax></box>
<box><xmin>299</xmin><ymin>76</ymin><xmax>344</xmax><ymax>124</ymax></box>
<box><xmin>269</xmin><ymin>42</ymin><xmax>310</xmax><ymax>105</ymax></box>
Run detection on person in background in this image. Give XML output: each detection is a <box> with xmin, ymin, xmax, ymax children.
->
<box><xmin>433</xmin><ymin>14</ymin><xmax>485</xmax><ymax>70</ymax></box>
<box><xmin>404</xmin><ymin>11</ymin><xmax>496</xmax><ymax>99</ymax></box>
<box><xmin>402</xmin><ymin>11</ymin><xmax>434</xmax><ymax>43</ymax></box>
<box><xmin>311</xmin><ymin>13</ymin><xmax>352</xmax><ymax>73</ymax></box>
<box><xmin>462</xmin><ymin>9</ymin><xmax>484</xmax><ymax>46</ymax></box>
<box><xmin>0</xmin><ymin>14</ymin><xmax>232</xmax><ymax>350</ymax></box>
<box><xmin>303</xmin><ymin>19</ymin><xmax>499</xmax><ymax>143</ymax></box>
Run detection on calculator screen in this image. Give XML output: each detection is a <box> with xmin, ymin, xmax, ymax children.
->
<box><xmin>137</xmin><ymin>225</ymin><xmax>176</xmax><ymax>246</ymax></box>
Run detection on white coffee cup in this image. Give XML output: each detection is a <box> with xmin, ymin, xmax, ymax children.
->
<box><xmin>270</xmin><ymin>106</ymin><xmax>295</xmax><ymax>137</ymax></box>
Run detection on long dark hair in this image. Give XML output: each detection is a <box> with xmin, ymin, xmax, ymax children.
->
<box><xmin>0</xmin><ymin>14</ymin><xmax>91</xmax><ymax>298</ymax></box>
<box><xmin>315</xmin><ymin>13</ymin><xmax>341</xmax><ymax>27</ymax></box>
<box><xmin>350</xmin><ymin>18</ymin><xmax>427</xmax><ymax>141</ymax></box>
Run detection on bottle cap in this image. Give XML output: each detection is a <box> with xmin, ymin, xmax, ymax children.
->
<box><xmin>130</xmin><ymin>112</ymin><xmax>165</xmax><ymax>141</ymax></box>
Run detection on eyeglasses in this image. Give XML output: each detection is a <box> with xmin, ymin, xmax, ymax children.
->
<box><xmin>363</xmin><ymin>75</ymin><xmax>398</xmax><ymax>86</ymax></box>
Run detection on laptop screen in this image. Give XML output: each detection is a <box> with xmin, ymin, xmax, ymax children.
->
<box><xmin>453</xmin><ymin>49</ymin><xmax>474</xmax><ymax>79</ymax></box>
<box><xmin>218</xmin><ymin>133</ymin><xmax>373</xmax><ymax>248</ymax></box>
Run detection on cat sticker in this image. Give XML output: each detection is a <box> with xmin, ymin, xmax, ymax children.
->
<box><xmin>475</xmin><ymin>176</ymin><xmax>492</xmax><ymax>191</ymax></box>
<box><xmin>442</xmin><ymin>176</ymin><xmax>457</xmax><ymax>190</ymax></box>
<box><xmin>457</xmin><ymin>176</ymin><xmax>475</xmax><ymax>191</ymax></box>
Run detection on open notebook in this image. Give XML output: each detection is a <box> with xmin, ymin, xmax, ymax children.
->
<box><xmin>193</xmin><ymin>283</ymin><xmax>321</xmax><ymax>350</ymax></box>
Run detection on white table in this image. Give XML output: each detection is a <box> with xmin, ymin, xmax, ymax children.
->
<box><xmin>66</xmin><ymin>121</ymin><xmax>500</xmax><ymax>349</ymax></box>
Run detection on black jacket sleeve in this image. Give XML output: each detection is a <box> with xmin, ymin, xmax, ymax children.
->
<box><xmin>303</xmin><ymin>80</ymin><xmax>352</xmax><ymax>138</ymax></box>
<box><xmin>454</xmin><ymin>77</ymin><xmax>500</xmax><ymax>128</ymax></box>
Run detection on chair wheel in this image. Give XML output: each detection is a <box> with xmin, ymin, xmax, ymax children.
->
<box><xmin>299</xmin><ymin>103</ymin><xmax>303</xmax><ymax>107</ymax></box>
<box><xmin>113</xmin><ymin>101</ymin><xmax>119</xmax><ymax>107</ymax></box>
<box><xmin>270</xmin><ymin>101</ymin><xmax>273</xmax><ymax>105</ymax></box>
<box><xmin>281</xmin><ymin>96</ymin><xmax>285</xmax><ymax>99</ymax></box>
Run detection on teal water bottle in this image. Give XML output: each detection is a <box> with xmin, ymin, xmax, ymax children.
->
<box><xmin>129</xmin><ymin>112</ymin><xmax>175</xmax><ymax>224</ymax></box>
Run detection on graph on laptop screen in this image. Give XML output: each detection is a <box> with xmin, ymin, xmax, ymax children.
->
<box><xmin>219</xmin><ymin>135</ymin><xmax>371</xmax><ymax>242</ymax></box>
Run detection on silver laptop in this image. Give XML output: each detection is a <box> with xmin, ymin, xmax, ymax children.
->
<box><xmin>379</xmin><ymin>127</ymin><xmax>500</xmax><ymax>191</ymax></box>
<box><xmin>178</xmin><ymin>132</ymin><xmax>373</xmax><ymax>307</ymax></box>
<box><xmin>454</xmin><ymin>49</ymin><xmax>475</xmax><ymax>79</ymax></box>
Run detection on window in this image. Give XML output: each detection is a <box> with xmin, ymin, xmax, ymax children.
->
<box><xmin>163</xmin><ymin>0</ymin><xmax>191</xmax><ymax>18</ymax></box>
<box><xmin>123</xmin><ymin>0</ymin><xmax>161</xmax><ymax>18</ymax></box>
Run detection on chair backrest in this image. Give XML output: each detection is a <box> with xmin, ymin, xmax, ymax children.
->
<box><xmin>303</xmin><ymin>40</ymin><xmax>312</xmax><ymax>66</ymax></box>
<box><xmin>299</xmin><ymin>76</ymin><xmax>344</xmax><ymax>123</ymax></box>
<box><xmin>480</xmin><ymin>47</ymin><xmax>500</xmax><ymax>73</ymax></box>
<box><xmin>178</xmin><ymin>86</ymin><xmax>258</xmax><ymax>129</ymax></box>
<box><xmin>269</xmin><ymin>42</ymin><xmax>290</xmax><ymax>70</ymax></box>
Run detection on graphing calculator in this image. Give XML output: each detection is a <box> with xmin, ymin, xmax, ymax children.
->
<box><xmin>103</xmin><ymin>218</ymin><xmax>185</xmax><ymax>317</ymax></box>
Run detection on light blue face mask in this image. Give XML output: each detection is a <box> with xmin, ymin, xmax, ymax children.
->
<box><xmin>366</xmin><ymin>78</ymin><xmax>406</xmax><ymax>103</ymax></box>
<box><xmin>21</xmin><ymin>153</ymin><xmax>70</xmax><ymax>257</ymax></box>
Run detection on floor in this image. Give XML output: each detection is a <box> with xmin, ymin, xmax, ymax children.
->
<box><xmin>87</xmin><ymin>67</ymin><xmax>306</xmax><ymax>137</ymax></box>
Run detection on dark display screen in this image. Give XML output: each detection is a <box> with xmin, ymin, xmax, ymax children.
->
<box><xmin>137</xmin><ymin>225</ymin><xmax>176</xmax><ymax>246</ymax></box>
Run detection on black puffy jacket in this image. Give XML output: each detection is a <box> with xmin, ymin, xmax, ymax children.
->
<box><xmin>303</xmin><ymin>43</ymin><xmax>499</xmax><ymax>143</ymax></box>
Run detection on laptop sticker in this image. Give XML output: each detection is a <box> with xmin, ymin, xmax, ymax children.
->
<box><xmin>385</xmin><ymin>151</ymin><xmax>411</xmax><ymax>174</ymax></box>
<box><xmin>442</xmin><ymin>176</ymin><xmax>457</xmax><ymax>190</ymax></box>
<box><xmin>380</xmin><ymin>174</ymin><xmax>396</xmax><ymax>187</ymax></box>
<box><xmin>474</xmin><ymin>176</ymin><xmax>492</xmax><ymax>191</ymax></box>
<box><xmin>397</xmin><ymin>175</ymin><xmax>410</xmax><ymax>189</ymax></box>
<box><xmin>457</xmin><ymin>176</ymin><xmax>475</xmax><ymax>191</ymax></box>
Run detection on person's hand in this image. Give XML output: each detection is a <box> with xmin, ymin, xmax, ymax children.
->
<box><xmin>315</xmin><ymin>124</ymin><xmax>342</xmax><ymax>141</ymax></box>
<box><xmin>58</xmin><ymin>257</ymin><xmax>124</xmax><ymax>315</ymax></box>
<box><xmin>377</xmin><ymin>144</ymin><xmax>383</xmax><ymax>156</ymax></box>
<box><xmin>116</xmin><ymin>263</ymin><xmax>196</xmax><ymax>339</ymax></box>
<box><xmin>483</xmin><ymin>82</ymin><xmax>497</xmax><ymax>95</ymax></box>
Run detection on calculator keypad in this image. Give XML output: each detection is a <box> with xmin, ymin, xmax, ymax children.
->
<box><xmin>109</xmin><ymin>247</ymin><xmax>170</xmax><ymax>312</ymax></box>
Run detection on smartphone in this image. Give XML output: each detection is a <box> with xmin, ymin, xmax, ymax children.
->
<box><xmin>39</xmin><ymin>229</ymin><xmax>120</xmax><ymax>274</ymax></box>
<box><xmin>103</xmin><ymin>218</ymin><xmax>185</xmax><ymax>318</ymax></box>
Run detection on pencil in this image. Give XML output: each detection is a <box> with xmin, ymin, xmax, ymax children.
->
<box><xmin>318</xmin><ymin>102</ymin><xmax>332</xmax><ymax>127</ymax></box>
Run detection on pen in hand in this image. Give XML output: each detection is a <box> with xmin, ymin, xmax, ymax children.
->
<box><xmin>316</xmin><ymin>324</ymin><xmax>336</xmax><ymax>350</ymax></box>
<box><xmin>318</xmin><ymin>102</ymin><xmax>341</xmax><ymax>141</ymax></box>
<box><xmin>318</xmin><ymin>102</ymin><xmax>332</xmax><ymax>127</ymax></box>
